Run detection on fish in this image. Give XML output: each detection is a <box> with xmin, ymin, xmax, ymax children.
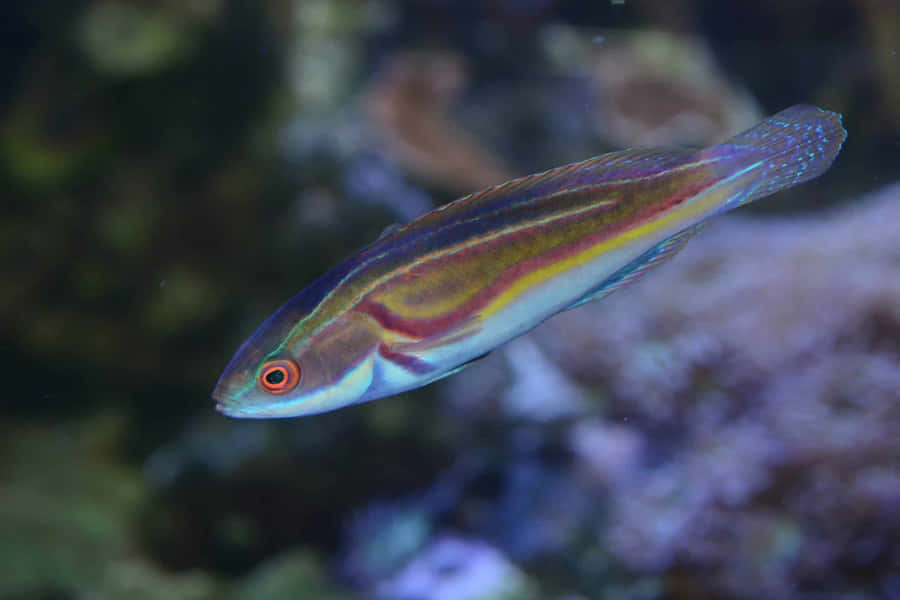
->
<box><xmin>213</xmin><ymin>104</ymin><xmax>846</xmax><ymax>418</ymax></box>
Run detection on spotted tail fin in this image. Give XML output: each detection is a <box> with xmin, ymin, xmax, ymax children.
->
<box><xmin>706</xmin><ymin>105</ymin><xmax>846</xmax><ymax>209</ymax></box>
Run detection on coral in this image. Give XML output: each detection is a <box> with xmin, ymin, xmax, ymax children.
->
<box><xmin>233</xmin><ymin>550</ymin><xmax>355</xmax><ymax>600</ymax></box>
<box><xmin>0</xmin><ymin>421</ymin><xmax>146</xmax><ymax>596</ymax></box>
<box><xmin>365</xmin><ymin>50</ymin><xmax>517</xmax><ymax>193</ymax></box>
<box><xmin>374</xmin><ymin>536</ymin><xmax>538</xmax><ymax>600</ymax></box>
<box><xmin>542</xmin><ymin>27</ymin><xmax>763</xmax><ymax>147</ymax></box>
<box><xmin>5</xmin><ymin>2</ymin><xmax>900</xmax><ymax>598</ymax></box>
<box><xmin>519</xmin><ymin>183</ymin><xmax>900</xmax><ymax>598</ymax></box>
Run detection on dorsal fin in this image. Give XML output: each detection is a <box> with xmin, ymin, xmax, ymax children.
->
<box><xmin>565</xmin><ymin>223</ymin><xmax>707</xmax><ymax>311</ymax></box>
<box><xmin>402</xmin><ymin>147</ymin><xmax>697</xmax><ymax>234</ymax></box>
<box><xmin>378</xmin><ymin>223</ymin><xmax>402</xmax><ymax>239</ymax></box>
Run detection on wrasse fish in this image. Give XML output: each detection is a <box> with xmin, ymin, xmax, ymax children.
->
<box><xmin>213</xmin><ymin>105</ymin><xmax>845</xmax><ymax>418</ymax></box>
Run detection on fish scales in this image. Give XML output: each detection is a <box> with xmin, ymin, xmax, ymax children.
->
<box><xmin>295</xmin><ymin>150</ymin><xmax>718</xmax><ymax>339</ymax></box>
<box><xmin>213</xmin><ymin>105</ymin><xmax>846</xmax><ymax>418</ymax></box>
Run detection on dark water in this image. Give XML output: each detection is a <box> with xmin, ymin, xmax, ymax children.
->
<box><xmin>2</xmin><ymin>2</ymin><xmax>899</xmax><ymax>599</ymax></box>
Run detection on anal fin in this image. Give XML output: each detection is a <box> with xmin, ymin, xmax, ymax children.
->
<box><xmin>427</xmin><ymin>351</ymin><xmax>492</xmax><ymax>385</ymax></box>
<box><xmin>565</xmin><ymin>222</ymin><xmax>707</xmax><ymax>311</ymax></box>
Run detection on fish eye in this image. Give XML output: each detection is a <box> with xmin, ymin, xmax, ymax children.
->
<box><xmin>258</xmin><ymin>359</ymin><xmax>301</xmax><ymax>394</ymax></box>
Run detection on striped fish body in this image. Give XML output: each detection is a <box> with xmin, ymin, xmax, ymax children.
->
<box><xmin>214</xmin><ymin>105</ymin><xmax>845</xmax><ymax>418</ymax></box>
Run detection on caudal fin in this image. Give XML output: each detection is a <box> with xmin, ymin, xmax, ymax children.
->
<box><xmin>707</xmin><ymin>105</ymin><xmax>846</xmax><ymax>207</ymax></box>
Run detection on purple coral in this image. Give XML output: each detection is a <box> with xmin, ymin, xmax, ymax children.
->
<box><xmin>523</xmin><ymin>184</ymin><xmax>900</xmax><ymax>597</ymax></box>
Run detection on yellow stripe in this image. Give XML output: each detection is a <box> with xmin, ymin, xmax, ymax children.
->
<box><xmin>480</xmin><ymin>207</ymin><xmax>684</xmax><ymax>319</ymax></box>
<box><xmin>297</xmin><ymin>198</ymin><xmax>618</xmax><ymax>332</ymax></box>
<box><xmin>303</xmin><ymin>156</ymin><xmax>727</xmax><ymax>328</ymax></box>
<box><xmin>480</xmin><ymin>161</ymin><xmax>762</xmax><ymax>319</ymax></box>
<box><xmin>287</xmin><ymin>154</ymin><xmax>735</xmax><ymax>349</ymax></box>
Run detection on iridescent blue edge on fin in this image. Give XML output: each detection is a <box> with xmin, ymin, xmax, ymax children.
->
<box><xmin>564</xmin><ymin>223</ymin><xmax>707</xmax><ymax>311</ymax></box>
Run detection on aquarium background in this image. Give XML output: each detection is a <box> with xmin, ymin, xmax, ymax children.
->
<box><xmin>3</xmin><ymin>1</ymin><xmax>900</xmax><ymax>599</ymax></box>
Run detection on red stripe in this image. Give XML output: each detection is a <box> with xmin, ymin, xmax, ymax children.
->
<box><xmin>360</xmin><ymin>178</ymin><xmax>715</xmax><ymax>339</ymax></box>
<box><xmin>377</xmin><ymin>342</ymin><xmax>433</xmax><ymax>374</ymax></box>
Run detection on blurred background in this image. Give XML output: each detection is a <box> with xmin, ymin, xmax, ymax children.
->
<box><xmin>2</xmin><ymin>1</ymin><xmax>900</xmax><ymax>598</ymax></box>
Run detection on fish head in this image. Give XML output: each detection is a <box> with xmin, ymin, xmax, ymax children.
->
<box><xmin>213</xmin><ymin>308</ymin><xmax>384</xmax><ymax>418</ymax></box>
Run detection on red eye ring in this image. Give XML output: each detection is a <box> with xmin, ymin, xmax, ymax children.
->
<box><xmin>258</xmin><ymin>359</ymin><xmax>301</xmax><ymax>394</ymax></box>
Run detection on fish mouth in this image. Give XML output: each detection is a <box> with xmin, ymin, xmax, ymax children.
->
<box><xmin>215</xmin><ymin>403</ymin><xmax>257</xmax><ymax>418</ymax></box>
<box><xmin>214</xmin><ymin>400</ymin><xmax>237</xmax><ymax>416</ymax></box>
<box><xmin>212</xmin><ymin>388</ymin><xmax>301</xmax><ymax>419</ymax></box>
<box><xmin>211</xmin><ymin>364</ymin><xmax>258</xmax><ymax>417</ymax></box>
<box><xmin>211</xmin><ymin>386</ymin><xmax>258</xmax><ymax>418</ymax></box>
<box><xmin>211</xmin><ymin>380</ymin><xmax>248</xmax><ymax>418</ymax></box>
<box><xmin>214</xmin><ymin>398</ymin><xmax>269</xmax><ymax>419</ymax></box>
<box><xmin>212</xmin><ymin>391</ymin><xmax>239</xmax><ymax>417</ymax></box>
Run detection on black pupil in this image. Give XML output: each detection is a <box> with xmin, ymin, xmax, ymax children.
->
<box><xmin>264</xmin><ymin>368</ymin><xmax>286</xmax><ymax>385</ymax></box>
